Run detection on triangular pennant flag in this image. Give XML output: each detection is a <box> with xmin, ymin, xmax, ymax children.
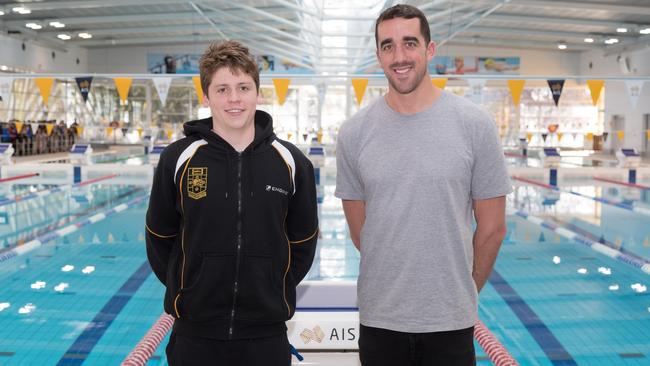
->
<box><xmin>92</xmin><ymin>233</ymin><xmax>100</xmax><ymax>243</ymax></box>
<box><xmin>624</xmin><ymin>80</ymin><xmax>646</xmax><ymax>109</ymax></box>
<box><xmin>273</xmin><ymin>78</ymin><xmax>291</xmax><ymax>106</ymax></box>
<box><xmin>75</xmin><ymin>77</ymin><xmax>93</xmax><ymax>103</ymax></box>
<box><xmin>153</xmin><ymin>77</ymin><xmax>172</xmax><ymax>105</ymax></box>
<box><xmin>614</xmin><ymin>236</ymin><xmax>622</xmax><ymax>249</ymax></box>
<box><xmin>586</xmin><ymin>132</ymin><xmax>593</xmax><ymax>141</ymax></box>
<box><xmin>643</xmin><ymin>236</ymin><xmax>649</xmax><ymax>247</ymax></box>
<box><xmin>35</xmin><ymin>78</ymin><xmax>55</xmax><ymax>105</ymax></box>
<box><xmin>106</xmin><ymin>127</ymin><xmax>113</xmax><ymax>136</ymax></box>
<box><xmin>107</xmin><ymin>233</ymin><xmax>115</xmax><ymax>243</ymax></box>
<box><xmin>351</xmin><ymin>78</ymin><xmax>369</xmax><ymax>106</ymax></box>
<box><xmin>541</xmin><ymin>133</ymin><xmax>548</xmax><ymax>142</ymax></box>
<box><xmin>30</xmin><ymin>123</ymin><xmax>39</xmax><ymax>134</ymax></box>
<box><xmin>526</xmin><ymin>132</ymin><xmax>533</xmax><ymax>143</ymax></box>
<box><xmin>539</xmin><ymin>232</ymin><xmax>546</xmax><ymax>242</ymax></box>
<box><xmin>508</xmin><ymin>80</ymin><xmax>526</xmax><ymax>105</ymax></box>
<box><xmin>302</xmin><ymin>133</ymin><xmax>309</xmax><ymax>142</ymax></box>
<box><xmin>431</xmin><ymin>78</ymin><xmax>447</xmax><ymax>90</ymax></box>
<box><xmin>317</xmin><ymin>129</ymin><xmax>323</xmax><ymax>144</ymax></box>
<box><xmin>646</xmin><ymin>130</ymin><xmax>650</xmax><ymax>140</ymax></box>
<box><xmin>547</xmin><ymin>79</ymin><xmax>565</xmax><ymax>107</ymax></box>
<box><xmin>617</xmin><ymin>130</ymin><xmax>624</xmax><ymax>141</ymax></box>
<box><xmin>466</xmin><ymin>78</ymin><xmax>485</xmax><ymax>103</ymax></box>
<box><xmin>15</xmin><ymin>122</ymin><xmax>23</xmax><ymax>133</ymax></box>
<box><xmin>166</xmin><ymin>129</ymin><xmax>173</xmax><ymax>140</ymax></box>
<box><xmin>587</xmin><ymin>80</ymin><xmax>604</xmax><ymax>106</ymax></box>
<box><xmin>76</xmin><ymin>126</ymin><xmax>84</xmax><ymax>137</ymax></box>
<box><xmin>603</xmin><ymin>132</ymin><xmax>609</xmax><ymax>142</ymax></box>
<box><xmin>0</xmin><ymin>77</ymin><xmax>14</xmax><ymax>104</ymax></box>
<box><xmin>557</xmin><ymin>132</ymin><xmax>564</xmax><ymax>142</ymax></box>
<box><xmin>45</xmin><ymin>123</ymin><xmax>55</xmax><ymax>135</ymax></box>
<box><xmin>192</xmin><ymin>76</ymin><xmax>204</xmax><ymax>105</ymax></box>
<box><xmin>113</xmin><ymin>77</ymin><xmax>132</xmax><ymax>103</ymax></box>
<box><xmin>287</xmin><ymin>132</ymin><xmax>292</xmax><ymax>140</ymax></box>
<box><xmin>78</xmin><ymin>234</ymin><xmax>85</xmax><ymax>244</ymax></box>
<box><xmin>137</xmin><ymin>127</ymin><xmax>143</xmax><ymax>138</ymax></box>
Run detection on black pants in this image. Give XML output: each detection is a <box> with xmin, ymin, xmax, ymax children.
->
<box><xmin>166</xmin><ymin>331</ymin><xmax>291</xmax><ymax>366</ymax></box>
<box><xmin>359</xmin><ymin>324</ymin><xmax>476</xmax><ymax>366</ymax></box>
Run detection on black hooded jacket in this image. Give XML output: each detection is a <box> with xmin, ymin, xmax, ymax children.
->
<box><xmin>145</xmin><ymin>111</ymin><xmax>318</xmax><ymax>340</ymax></box>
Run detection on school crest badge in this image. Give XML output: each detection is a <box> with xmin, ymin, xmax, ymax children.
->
<box><xmin>187</xmin><ymin>167</ymin><xmax>207</xmax><ymax>200</ymax></box>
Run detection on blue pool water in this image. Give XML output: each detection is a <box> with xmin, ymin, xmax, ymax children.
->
<box><xmin>0</xmin><ymin>157</ymin><xmax>649</xmax><ymax>365</ymax></box>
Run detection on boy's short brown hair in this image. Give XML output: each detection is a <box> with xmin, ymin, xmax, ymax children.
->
<box><xmin>199</xmin><ymin>40</ymin><xmax>260</xmax><ymax>96</ymax></box>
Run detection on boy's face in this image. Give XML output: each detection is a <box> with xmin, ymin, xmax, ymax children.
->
<box><xmin>203</xmin><ymin>67</ymin><xmax>258</xmax><ymax>133</ymax></box>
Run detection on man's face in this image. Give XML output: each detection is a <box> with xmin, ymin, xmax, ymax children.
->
<box><xmin>204</xmin><ymin>67</ymin><xmax>258</xmax><ymax>132</ymax></box>
<box><xmin>376</xmin><ymin>17</ymin><xmax>434</xmax><ymax>95</ymax></box>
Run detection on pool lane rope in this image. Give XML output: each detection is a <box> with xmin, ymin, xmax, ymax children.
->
<box><xmin>0</xmin><ymin>193</ymin><xmax>149</xmax><ymax>263</ymax></box>
<box><xmin>511</xmin><ymin>209</ymin><xmax>650</xmax><ymax>275</ymax></box>
<box><xmin>512</xmin><ymin>176</ymin><xmax>650</xmax><ymax>217</ymax></box>
<box><xmin>121</xmin><ymin>313</ymin><xmax>175</xmax><ymax>366</ymax></box>
<box><xmin>474</xmin><ymin>320</ymin><xmax>519</xmax><ymax>366</ymax></box>
<box><xmin>0</xmin><ymin>173</ymin><xmax>119</xmax><ymax>207</ymax></box>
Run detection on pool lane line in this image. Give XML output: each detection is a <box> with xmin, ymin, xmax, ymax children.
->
<box><xmin>593</xmin><ymin>176</ymin><xmax>650</xmax><ymax>190</ymax></box>
<box><xmin>489</xmin><ymin>270</ymin><xmax>577</xmax><ymax>366</ymax></box>
<box><xmin>56</xmin><ymin>261</ymin><xmax>152</xmax><ymax>366</ymax></box>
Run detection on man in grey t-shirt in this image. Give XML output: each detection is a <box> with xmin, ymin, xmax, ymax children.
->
<box><xmin>335</xmin><ymin>5</ymin><xmax>512</xmax><ymax>366</ymax></box>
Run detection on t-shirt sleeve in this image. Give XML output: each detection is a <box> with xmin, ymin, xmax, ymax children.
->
<box><xmin>334</xmin><ymin>123</ymin><xmax>364</xmax><ymax>200</ymax></box>
<box><xmin>471</xmin><ymin>115</ymin><xmax>512</xmax><ymax>200</ymax></box>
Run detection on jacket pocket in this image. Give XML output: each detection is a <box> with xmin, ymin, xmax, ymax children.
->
<box><xmin>237</xmin><ymin>254</ymin><xmax>286</xmax><ymax>321</ymax></box>
<box><xmin>179</xmin><ymin>253</ymin><xmax>235</xmax><ymax>321</ymax></box>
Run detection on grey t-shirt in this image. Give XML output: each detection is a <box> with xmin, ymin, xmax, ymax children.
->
<box><xmin>335</xmin><ymin>90</ymin><xmax>512</xmax><ymax>333</ymax></box>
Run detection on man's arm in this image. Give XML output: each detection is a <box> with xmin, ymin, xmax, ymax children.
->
<box><xmin>472</xmin><ymin>196</ymin><xmax>507</xmax><ymax>292</ymax></box>
<box><xmin>342</xmin><ymin>200</ymin><xmax>365</xmax><ymax>250</ymax></box>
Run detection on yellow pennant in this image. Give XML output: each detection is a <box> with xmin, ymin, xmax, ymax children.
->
<box><xmin>586</xmin><ymin>132</ymin><xmax>593</xmax><ymax>141</ymax></box>
<box><xmin>76</xmin><ymin>126</ymin><xmax>84</xmax><ymax>137</ymax></box>
<box><xmin>587</xmin><ymin>80</ymin><xmax>605</xmax><ymax>106</ymax></box>
<box><xmin>114</xmin><ymin>78</ymin><xmax>132</xmax><ymax>103</ymax></box>
<box><xmin>646</xmin><ymin>129</ymin><xmax>650</xmax><ymax>140</ymax></box>
<box><xmin>617</xmin><ymin>130</ymin><xmax>624</xmax><ymax>140</ymax></box>
<box><xmin>557</xmin><ymin>132</ymin><xmax>564</xmax><ymax>142</ymax></box>
<box><xmin>15</xmin><ymin>122</ymin><xmax>24</xmax><ymax>133</ymax></box>
<box><xmin>192</xmin><ymin>76</ymin><xmax>204</xmax><ymax>105</ymax></box>
<box><xmin>526</xmin><ymin>132</ymin><xmax>533</xmax><ymax>143</ymax></box>
<box><xmin>167</xmin><ymin>130</ymin><xmax>173</xmax><ymax>140</ymax></box>
<box><xmin>431</xmin><ymin>78</ymin><xmax>448</xmax><ymax>90</ymax></box>
<box><xmin>35</xmin><ymin>78</ymin><xmax>54</xmax><ymax>105</ymax></box>
<box><xmin>507</xmin><ymin>80</ymin><xmax>526</xmax><ymax>105</ymax></box>
<box><xmin>351</xmin><ymin>78</ymin><xmax>368</xmax><ymax>106</ymax></box>
<box><xmin>273</xmin><ymin>78</ymin><xmax>291</xmax><ymax>106</ymax></box>
<box><xmin>107</xmin><ymin>127</ymin><xmax>114</xmax><ymax>136</ymax></box>
<box><xmin>287</xmin><ymin>132</ymin><xmax>292</xmax><ymax>140</ymax></box>
<box><xmin>45</xmin><ymin>123</ymin><xmax>55</xmax><ymax>135</ymax></box>
<box><xmin>317</xmin><ymin>130</ymin><xmax>323</xmax><ymax>144</ymax></box>
<box><xmin>137</xmin><ymin>127</ymin><xmax>143</xmax><ymax>137</ymax></box>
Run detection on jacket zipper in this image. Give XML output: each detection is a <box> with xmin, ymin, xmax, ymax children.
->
<box><xmin>228</xmin><ymin>152</ymin><xmax>243</xmax><ymax>339</ymax></box>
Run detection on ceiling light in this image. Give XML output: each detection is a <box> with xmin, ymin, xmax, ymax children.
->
<box><xmin>0</xmin><ymin>10</ymin><xmax>5</xmax><ymax>16</ymax></box>
<box><xmin>604</xmin><ymin>38</ymin><xmax>619</xmax><ymax>44</ymax></box>
<box><xmin>78</xmin><ymin>32</ymin><xmax>92</xmax><ymax>39</ymax></box>
<box><xmin>557</xmin><ymin>43</ymin><xmax>567</xmax><ymax>50</ymax></box>
<box><xmin>584</xmin><ymin>37</ymin><xmax>594</xmax><ymax>43</ymax></box>
<box><xmin>616</xmin><ymin>27</ymin><xmax>628</xmax><ymax>33</ymax></box>
<box><xmin>640</xmin><ymin>28</ymin><xmax>650</xmax><ymax>35</ymax></box>
<box><xmin>26</xmin><ymin>23</ymin><xmax>42</xmax><ymax>30</ymax></box>
<box><xmin>0</xmin><ymin>65</ymin><xmax>8</xmax><ymax>71</ymax></box>
<box><xmin>57</xmin><ymin>34</ymin><xmax>71</xmax><ymax>40</ymax></box>
<box><xmin>13</xmin><ymin>7</ymin><xmax>31</xmax><ymax>14</ymax></box>
<box><xmin>49</xmin><ymin>21</ymin><xmax>65</xmax><ymax>28</ymax></box>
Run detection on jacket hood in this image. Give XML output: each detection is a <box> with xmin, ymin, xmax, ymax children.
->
<box><xmin>182</xmin><ymin>110</ymin><xmax>275</xmax><ymax>154</ymax></box>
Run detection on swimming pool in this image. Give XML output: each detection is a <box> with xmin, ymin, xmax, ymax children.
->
<box><xmin>0</xmin><ymin>154</ymin><xmax>649</xmax><ymax>365</ymax></box>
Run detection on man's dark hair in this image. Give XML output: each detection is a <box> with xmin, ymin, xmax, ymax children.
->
<box><xmin>375</xmin><ymin>4</ymin><xmax>431</xmax><ymax>47</ymax></box>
